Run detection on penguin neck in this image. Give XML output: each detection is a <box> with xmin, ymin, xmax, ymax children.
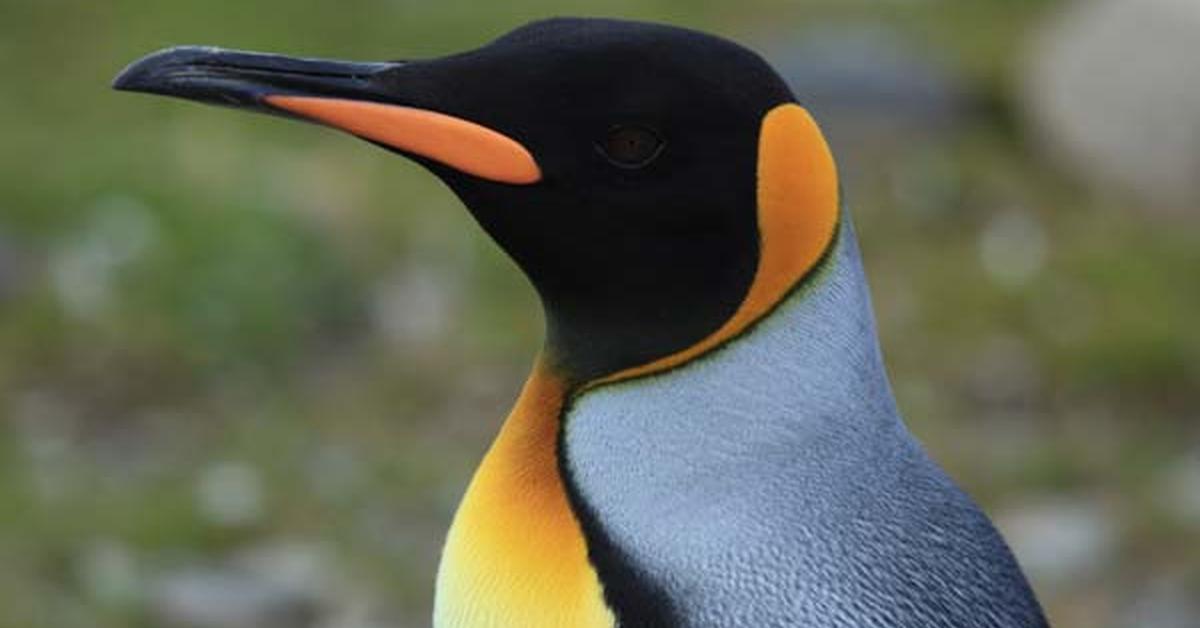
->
<box><xmin>568</xmin><ymin>216</ymin><xmax>901</xmax><ymax>473</ymax></box>
<box><xmin>677</xmin><ymin>217</ymin><xmax>898</xmax><ymax>426</ymax></box>
<box><xmin>750</xmin><ymin>217</ymin><xmax>895</xmax><ymax>422</ymax></box>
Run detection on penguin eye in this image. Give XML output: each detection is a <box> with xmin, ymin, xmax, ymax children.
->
<box><xmin>597</xmin><ymin>124</ymin><xmax>665</xmax><ymax>168</ymax></box>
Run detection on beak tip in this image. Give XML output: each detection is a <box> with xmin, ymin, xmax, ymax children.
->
<box><xmin>111</xmin><ymin>63</ymin><xmax>144</xmax><ymax>92</ymax></box>
<box><xmin>111</xmin><ymin>46</ymin><xmax>224</xmax><ymax>93</ymax></box>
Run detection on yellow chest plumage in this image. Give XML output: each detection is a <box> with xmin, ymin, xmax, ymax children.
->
<box><xmin>433</xmin><ymin>365</ymin><xmax>615</xmax><ymax>628</ymax></box>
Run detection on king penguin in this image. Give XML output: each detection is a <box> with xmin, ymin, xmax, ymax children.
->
<box><xmin>115</xmin><ymin>17</ymin><xmax>1050</xmax><ymax>628</ymax></box>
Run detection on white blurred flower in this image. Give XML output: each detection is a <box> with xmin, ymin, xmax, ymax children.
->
<box><xmin>369</xmin><ymin>264</ymin><xmax>461</xmax><ymax>350</ymax></box>
<box><xmin>1159</xmin><ymin>450</ymin><xmax>1200</xmax><ymax>525</ymax></box>
<box><xmin>979</xmin><ymin>207</ymin><xmax>1047</xmax><ymax>289</ymax></box>
<box><xmin>50</xmin><ymin>196</ymin><xmax>157</xmax><ymax>320</ymax></box>
<box><xmin>77</xmin><ymin>539</ymin><xmax>142</xmax><ymax>607</ymax></box>
<box><xmin>196</xmin><ymin>460</ymin><xmax>265</xmax><ymax>527</ymax></box>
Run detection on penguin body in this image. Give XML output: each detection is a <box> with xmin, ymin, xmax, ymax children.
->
<box><xmin>114</xmin><ymin>17</ymin><xmax>1049</xmax><ymax>628</ymax></box>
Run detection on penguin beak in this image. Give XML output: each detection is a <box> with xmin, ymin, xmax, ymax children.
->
<box><xmin>113</xmin><ymin>47</ymin><xmax>542</xmax><ymax>185</ymax></box>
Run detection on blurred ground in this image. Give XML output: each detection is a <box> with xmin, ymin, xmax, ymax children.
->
<box><xmin>0</xmin><ymin>1</ymin><xmax>1197</xmax><ymax>627</ymax></box>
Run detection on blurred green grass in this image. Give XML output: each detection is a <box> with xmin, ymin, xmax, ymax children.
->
<box><xmin>1</xmin><ymin>1</ymin><xmax>1198</xmax><ymax>627</ymax></box>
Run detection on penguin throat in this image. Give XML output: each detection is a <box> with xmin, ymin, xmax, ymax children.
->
<box><xmin>539</xmin><ymin>254</ymin><xmax>753</xmax><ymax>385</ymax></box>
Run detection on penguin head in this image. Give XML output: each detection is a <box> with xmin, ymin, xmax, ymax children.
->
<box><xmin>115</xmin><ymin>18</ymin><xmax>836</xmax><ymax>382</ymax></box>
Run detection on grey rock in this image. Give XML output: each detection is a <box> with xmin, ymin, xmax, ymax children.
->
<box><xmin>153</xmin><ymin>567</ymin><xmax>322</xmax><ymax>628</ymax></box>
<box><xmin>234</xmin><ymin>541</ymin><xmax>336</xmax><ymax>602</ymax></box>
<box><xmin>1023</xmin><ymin>0</ymin><xmax>1200</xmax><ymax>210</ymax></box>
<box><xmin>149</xmin><ymin>542</ymin><xmax>399</xmax><ymax>628</ymax></box>
<box><xmin>318</xmin><ymin>599</ymin><xmax>406</xmax><ymax>628</ymax></box>
<box><xmin>764</xmin><ymin>23</ymin><xmax>963</xmax><ymax>132</ymax></box>
<box><xmin>996</xmin><ymin>496</ymin><xmax>1119</xmax><ymax>590</ymax></box>
<box><xmin>1158</xmin><ymin>449</ymin><xmax>1200</xmax><ymax>525</ymax></box>
<box><xmin>1119</xmin><ymin>576</ymin><xmax>1200</xmax><ymax>628</ymax></box>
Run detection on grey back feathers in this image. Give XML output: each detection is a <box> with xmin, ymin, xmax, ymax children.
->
<box><xmin>564</xmin><ymin>216</ymin><xmax>1048</xmax><ymax>627</ymax></box>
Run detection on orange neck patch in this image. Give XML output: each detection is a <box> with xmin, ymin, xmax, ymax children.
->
<box><xmin>434</xmin><ymin>360</ymin><xmax>615</xmax><ymax>628</ymax></box>
<box><xmin>265</xmin><ymin>95</ymin><xmax>542</xmax><ymax>184</ymax></box>
<box><xmin>595</xmin><ymin>103</ymin><xmax>839</xmax><ymax>384</ymax></box>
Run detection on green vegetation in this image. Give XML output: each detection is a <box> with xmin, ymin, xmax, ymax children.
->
<box><xmin>1</xmin><ymin>1</ymin><xmax>1195</xmax><ymax>626</ymax></box>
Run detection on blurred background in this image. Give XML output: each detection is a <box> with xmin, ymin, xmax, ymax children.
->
<box><xmin>1</xmin><ymin>0</ymin><xmax>1198</xmax><ymax>627</ymax></box>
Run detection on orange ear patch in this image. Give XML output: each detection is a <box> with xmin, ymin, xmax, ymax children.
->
<box><xmin>265</xmin><ymin>95</ymin><xmax>542</xmax><ymax>185</ymax></box>
<box><xmin>594</xmin><ymin>103</ymin><xmax>839</xmax><ymax>384</ymax></box>
<box><xmin>741</xmin><ymin>103</ymin><xmax>840</xmax><ymax>329</ymax></box>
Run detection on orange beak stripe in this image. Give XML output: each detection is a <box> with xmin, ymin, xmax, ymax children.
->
<box><xmin>265</xmin><ymin>95</ymin><xmax>542</xmax><ymax>185</ymax></box>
